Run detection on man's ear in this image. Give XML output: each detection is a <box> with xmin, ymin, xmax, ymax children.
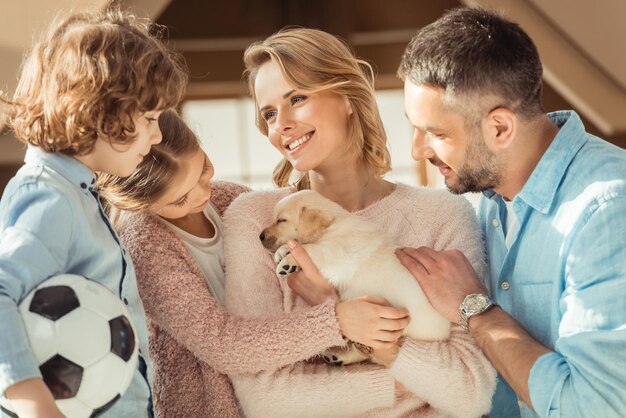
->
<box><xmin>298</xmin><ymin>206</ymin><xmax>333</xmax><ymax>243</ymax></box>
<box><xmin>481</xmin><ymin>107</ymin><xmax>516</xmax><ymax>151</ymax></box>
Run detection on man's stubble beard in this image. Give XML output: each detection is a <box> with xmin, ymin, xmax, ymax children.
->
<box><xmin>447</xmin><ymin>132</ymin><xmax>503</xmax><ymax>195</ymax></box>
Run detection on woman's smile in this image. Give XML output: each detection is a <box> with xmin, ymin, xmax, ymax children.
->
<box><xmin>286</xmin><ymin>131</ymin><xmax>314</xmax><ymax>154</ymax></box>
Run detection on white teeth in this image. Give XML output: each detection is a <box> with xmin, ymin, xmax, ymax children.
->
<box><xmin>288</xmin><ymin>134</ymin><xmax>311</xmax><ymax>150</ymax></box>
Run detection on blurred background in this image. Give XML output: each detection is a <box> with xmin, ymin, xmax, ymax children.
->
<box><xmin>1</xmin><ymin>0</ymin><xmax>625</xmax><ymax>198</ymax></box>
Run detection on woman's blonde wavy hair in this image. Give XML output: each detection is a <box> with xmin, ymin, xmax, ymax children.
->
<box><xmin>243</xmin><ymin>28</ymin><xmax>391</xmax><ymax>190</ymax></box>
<box><xmin>2</xmin><ymin>7</ymin><xmax>188</xmax><ymax>156</ymax></box>
<box><xmin>98</xmin><ymin>109</ymin><xmax>200</xmax><ymax>227</ymax></box>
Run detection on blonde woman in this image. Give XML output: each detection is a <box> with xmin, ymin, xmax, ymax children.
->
<box><xmin>98</xmin><ymin>109</ymin><xmax>409</xmax><ymax>417</ymax></box>
<box><xmin>222</xmin><ymin>28</ymin><xmax>497</xmax><ymax>417</ymax></box>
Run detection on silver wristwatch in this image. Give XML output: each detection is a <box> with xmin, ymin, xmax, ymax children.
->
<box><xmin>459</xmin><ymin>293</ymin><xmax>495</xmax><ymax>331</ymax></box>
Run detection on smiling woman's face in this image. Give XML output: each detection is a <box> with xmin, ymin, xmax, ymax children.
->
<box><xmin>254</xmin><ymin>59</ymin><xmax>354</xmax><ymax>173</ymax></box>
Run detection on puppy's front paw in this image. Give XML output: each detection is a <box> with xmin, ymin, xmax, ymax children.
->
<box><xmin>322</xmin><ymin>345</ymin><xmax>370</xmax><ymax>366</ymax></box>
<box><xmin>273</xmin><ymin>244</ymin><xmax>291</xmax><ymax>264</ymax></box>
<box><xmin>276</xmin><ymin>253</ymin><xmax>299</xmax><ymax>278</ymax></box>
<box><xmin>322</xmin><ymin>348</ymin><xmax>345</xmax><ymax>366</ymax></box>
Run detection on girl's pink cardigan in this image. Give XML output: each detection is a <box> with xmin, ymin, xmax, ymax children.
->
<box><xmin>118</xmin><ymin>182</ymin><xmax>346</xmax><ymax>417</ymax></box>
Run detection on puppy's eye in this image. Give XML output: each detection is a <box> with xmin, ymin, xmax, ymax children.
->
<box><xmin>276</xmin><ymin>219</ymin><xmax>286</xmax><ymax>224</ymax></box>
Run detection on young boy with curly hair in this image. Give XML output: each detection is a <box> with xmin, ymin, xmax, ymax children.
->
<box><xmin>0</xmin><ymin>8</ymin><xmax>187</xmax><ymax>418</ymax></box>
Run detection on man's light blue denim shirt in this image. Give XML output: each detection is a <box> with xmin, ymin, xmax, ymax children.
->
<box><xmin>0</xmin><ymin>146</ymin><xmax>153</xmax><ymax>417</ymax></box>
<box><xmin>479</xmin><ymin>111</ymin><xmax>626</xmax><ymax>418</ymax></box>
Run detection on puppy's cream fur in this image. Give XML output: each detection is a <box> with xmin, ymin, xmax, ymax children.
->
<box><xmin>260</xmin><ymin>190</ymin><xmax>450</xmax><ymax>364</ymax></box>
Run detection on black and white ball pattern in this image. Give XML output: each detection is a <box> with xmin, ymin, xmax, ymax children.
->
<box><xmin>0</xmin><ymin>274</ymin><xmax>138</xmax><ymax>418</ymax></box>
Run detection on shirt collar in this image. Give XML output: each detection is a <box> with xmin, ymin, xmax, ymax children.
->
<box><xmin>483</xmin><ymin>111</ymin><xmax>588</xmax><ymax>213</ymax></box>
<box><xmin>24</xmin><ymin>146</ymin><xmax>97</xmax><ymax>191</ymax></box>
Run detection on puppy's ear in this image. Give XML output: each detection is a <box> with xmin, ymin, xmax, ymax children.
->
<box><xmin>298</xmin><ymin>206</ymin><xmax>332</xmax><ymax>243</ymax></box>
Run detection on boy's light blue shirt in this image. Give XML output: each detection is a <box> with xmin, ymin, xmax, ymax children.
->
<box><xmin>0</xmin><ymin>146</ymin><xmax>153</xmax><ymax>417</ymax></box>
<box><xmin>479</xmin><ymin>111</ymin><xmax>626</xmax><ymax>418</ymax></box>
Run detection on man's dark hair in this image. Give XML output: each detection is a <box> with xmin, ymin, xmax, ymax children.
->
<box><xmin>398</xmin><ymin>7</ymin><xmax>544</xmax><ymax>118</ymax></box>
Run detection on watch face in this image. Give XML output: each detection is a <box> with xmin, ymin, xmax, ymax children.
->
<box><xmin>465</xmin><ymin>294</ymin><xmax>488</xmax><ymax>311</ymax></box>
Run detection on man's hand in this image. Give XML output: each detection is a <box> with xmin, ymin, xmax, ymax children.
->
<box><xmin>396</xmin><ymin>247</ymin><xmax>487</xmax><ymax>323</ymax></box>
<box><xmin>398</xmin><ymin>247</ymin><xmax>553</xmax><ymax>411</ymax></box>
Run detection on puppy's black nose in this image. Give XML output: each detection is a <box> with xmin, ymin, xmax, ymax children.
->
<box><xmin>259</xmin><ymin>232</ymin><xmax>265</xmax><ymax>241</ymax></box>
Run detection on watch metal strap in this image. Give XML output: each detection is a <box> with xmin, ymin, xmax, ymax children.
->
<box><xmin>459</xmin><ymin>299</ymin><xmax>494</xmax><ymax>331</ymax></box>
<box><xmin>459</xmin><ymin>308</ymin><xmax>470</xmax><ymax>331</ymax></box>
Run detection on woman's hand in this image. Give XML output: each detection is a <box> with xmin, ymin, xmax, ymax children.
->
<box><xmin>284</xmin><ymin>240</ymin><xmax>339</xmax><ymax>305</ymax></box>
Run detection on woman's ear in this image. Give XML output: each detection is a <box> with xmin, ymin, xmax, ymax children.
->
<box><xmin>344</xmin><ymin>96</ymin><xmax>354</xmax><ymax>116</ymax></box>
<box><xmin>481</xmin><ymin>107</ymin><xmax>516</xmax><ymax>151</ymax></box>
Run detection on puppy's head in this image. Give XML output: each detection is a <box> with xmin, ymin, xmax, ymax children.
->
<box><xmin>260</xmin><ymin>190</ymin><xmax>338</xmax><ymax>251</ymax></box>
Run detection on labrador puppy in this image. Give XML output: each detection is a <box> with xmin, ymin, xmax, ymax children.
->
<box><xmin>260</xmin><ymin>190</ymin><xmax>450</xmax><ymax>366</ymax></box>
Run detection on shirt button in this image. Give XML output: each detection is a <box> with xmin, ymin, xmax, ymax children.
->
<box><xmin>492</xmin><ymin>218</ymin><xmax>499</xmax><ymax>227</ymax></box>
<box><xmin>501</xmin><ymin>281</ymin><xmax>510</xmax><ymax>290</ymax></box>
<box><xmin>80</xmin><ymin>182</ymin><xmax>87</xmax><ymax>189</ymax></box>
<box><xmin>123</xmin><ymin>298</ymin><xmax>129</xmax><ymax>305</ymax></box>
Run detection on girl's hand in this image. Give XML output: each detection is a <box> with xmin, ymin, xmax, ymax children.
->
<box><xmin>336</xmin><ymin>296</ymin><xmax>409</xmax><ymax>350</ymax></box>
<box><xmin>394</xmin><ymin>381</ymin><xmax>410</xmax><ymax>399</ymax></box>
<box><xmin>370</xmin><ymin>337</ymin><xmax>401</xmax><ymax>367</ymax></box>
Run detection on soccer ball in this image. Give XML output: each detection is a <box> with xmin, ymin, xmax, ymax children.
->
<box><xmin>0</xmin><ymin>274</ymin><xmax>138</xmax><ymax>418</ymax></box>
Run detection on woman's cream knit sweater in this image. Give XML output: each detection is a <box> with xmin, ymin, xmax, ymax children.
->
<box><xmin>223</xmin><ymin>183</ymin><xmax>497</xmax><ymax>418</ymax></box>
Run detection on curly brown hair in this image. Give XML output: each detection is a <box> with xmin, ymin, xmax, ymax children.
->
<box><xmin>98</xmin><ymin>109</ymin><xmax>200</xmax><ymax>215</ymax></box>
<box><xmin>2</xmin><ymin>7</ymin><xmax>188</xmax><ymax>155</ymax></box>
